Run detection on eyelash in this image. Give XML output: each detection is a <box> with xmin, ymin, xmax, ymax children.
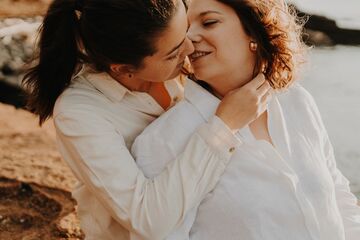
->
<box><xmin>202</xmin><ymin>20</ymin><xmax>218</xmax><ymax>27</ymax></box>
<box><xmin>168</xmin><ymin>52</ymin><xmax>180</xmax><ymax>61</ymax></box>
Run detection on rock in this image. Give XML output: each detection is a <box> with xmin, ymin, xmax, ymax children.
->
<box><xmin>303</xmin><ymin>29</ymin><xmax>334</xmax><ymax>47</ymax></box>
<box><xmin>290</xmin><ymin>4</ymin><xmax>360</xmax><ymax>46</ymax></box>
<box><xmin>0</xmin><ymin>17</ymin><xmax>41</xmax><ymax>90</ymax></box>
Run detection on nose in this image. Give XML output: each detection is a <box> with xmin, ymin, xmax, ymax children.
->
<box><xmin>179</xmin><ymin>36</ymin><xmax>194</xmax><ymax>58</ymax></box>
<box><xmin>184</xmin><ymin>36</ymin><xmax>195</xmax><ymax>56</ymax></box>
<box><xmin>187</xmin><ymin>25</ymin><xmax>201</xmax><ymax>43</ymax></box>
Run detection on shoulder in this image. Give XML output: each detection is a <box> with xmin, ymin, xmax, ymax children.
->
<box><xmin>53</xmin><ymin>73</ymin><xmax>120</xmax><ymax>124</ymax></box>
<box><xmin>275</xmin><ymin>82</ymin><xmax>325</xmax><ymax>132</ymax></box>
<box><xmin>276</xmin><ymin>82</ymin><xmax>320</xmax><ymax>116</ymax></box>
<box><xmin>277</xmin><ymin>83</ymin><xmax>316</xmax><ymax>106</ymax></box>
<box><xmin>53</xmin><ymin>79</ymin><xmax>116</xmax><ymax>135</ymax></box>
<box><xmin>54</xmin><ymin>78</ymin><xmax>107</xmax><ymax>116</ymax></box>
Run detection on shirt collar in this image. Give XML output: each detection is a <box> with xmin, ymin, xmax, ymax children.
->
<box><xmin>76</xmin><ymin>66</ymin><xmax>187</xmax><ymax>105</ymax></box>
<box><xmin>184</xmin><ymin>79</ymin><xmax>220</xmax><ymax>121</ymax></box>
<box><xmin>77</xmin><ymin>65</ymin><xmax>131</xmax><ymax>103</ymax></box>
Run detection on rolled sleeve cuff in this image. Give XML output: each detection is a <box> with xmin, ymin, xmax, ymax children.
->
<box><xmin>197</xmin><ymin>115</ymin><xmax>242</xmax><ymax>162</ymax></box>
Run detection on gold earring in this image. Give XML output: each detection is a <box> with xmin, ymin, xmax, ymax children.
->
<box><xmin>249</xmin><ymin>41</ymin><xmax>258</xmax><ymax>52</ymax></box>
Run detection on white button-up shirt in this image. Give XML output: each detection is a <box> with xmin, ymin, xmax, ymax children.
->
<box><xmin>133</xmin><ymin>80</ymin><xmax>360</xmax><ymax>240</ymax></box>
<box><xmin>53</xmin><ymin>70</ymin><xmax>242</xmax><ymax>240</ymax></box>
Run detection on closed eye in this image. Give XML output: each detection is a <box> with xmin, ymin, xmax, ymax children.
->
<box><xmin>203</xmin><ymin>20</ymin><xmax>219</xmax><ymax>27</ymax></box>
<box><xmin>167</xmin><ymin>51</ymin><xmax>180</xmax><ymax>61</ymax></box>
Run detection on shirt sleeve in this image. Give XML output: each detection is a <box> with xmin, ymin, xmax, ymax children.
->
<box><xmin>304</xmin><ymin>88</ymin><xmax>360</xmax><ymax>239</ymax></box>
<box><xmin>322</xmin><ymin>131</ymin><xmax>360</xmax><ymax>239</ymax></box>
<box><xmin>54</xmin><ymin>109</ymin><xmax>241</xmax><ymax>240</ymax></box>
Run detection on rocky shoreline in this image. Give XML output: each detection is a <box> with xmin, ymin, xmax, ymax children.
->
<box><xmin>292</xmin><ymin>4</ymin><xmax>360</xmax><ymax>46</ymax></box>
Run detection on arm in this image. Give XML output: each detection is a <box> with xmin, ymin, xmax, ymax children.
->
<box><xmin>323</xmin><ymin>132</ymin><xmax>360</xmax><ymax>239</ymax></box>
<box><xmin>304</xmin><ymin>87</ymin><xmax>360</xmax><ymax>239</ymax></box>
<box><xmin>133</xmin><ymin>125</ymin><xmax>215</xmax><ymax>239</ymax></box>
<box><xmin>54</xmin><ymin>109</ymin><xmax>240</xmax><ymax>240</ymax></box>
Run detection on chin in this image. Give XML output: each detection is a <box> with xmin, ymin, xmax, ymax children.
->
<box><xmin>168</xmin><ymin>69</ymin><xmax>182</xmax><ymax>80</ymax></box>
<box><xmin>193</xmin><ymin>68</ymin><xmax>216</xmax><ymax>82</ymax></box>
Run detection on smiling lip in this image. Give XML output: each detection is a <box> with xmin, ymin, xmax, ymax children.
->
<box><xmin>189</xmin><ymin>51</ymin><xmax>211</xmax><ymax>63</ymax></box>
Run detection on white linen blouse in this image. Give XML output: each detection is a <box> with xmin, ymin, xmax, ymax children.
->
<box><xmin>132</xmin><ymin>79</ymin><xmax>360</xmax><ymax>240</ymax></box>
<box><xmin>53</xmin><ymin>69</ymin><xmax>242</xmax><ymax>240</ymax></box>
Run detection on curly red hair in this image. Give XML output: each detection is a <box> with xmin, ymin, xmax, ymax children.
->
<box><xmin>217</xmin><ymin>0</ymin><xmax>307</xmax><ymax>89</ymax></box>
<box><xmin>183</xmin><ymin>0</ymin><xmax>307</xmax><ymax>89</ymax></box>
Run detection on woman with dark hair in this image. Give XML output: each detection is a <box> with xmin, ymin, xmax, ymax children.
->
<box><xmin>22</xmin><ymin>0</ymin><xmax>271</xmax><ymax>239</ymax></box>
<box><xmin>132</xmin><ymin>0</ymin><xmax>360</xmax><ymax>239</ymax></box>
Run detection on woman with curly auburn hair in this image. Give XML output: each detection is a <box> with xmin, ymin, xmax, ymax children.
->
<box><xmin>131</xmin><ymin>0</ymin><xmax>360</xmax><ymax>239</ymax></box>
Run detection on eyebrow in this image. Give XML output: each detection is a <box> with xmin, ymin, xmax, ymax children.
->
<box><xmin>166</xmin><ymin>37</ymin><xmax>186</xmax><ymax>56</ymax></box>
<box><xmin>199</xmin><ymin>10</ymin><xmax>222</xmax><ymax>17</ymax></box>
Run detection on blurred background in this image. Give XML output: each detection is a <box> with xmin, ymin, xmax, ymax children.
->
<box><xmin>0</xmin><ymin>0</ymin><xmax>359</xmax><ymax>239</ymax></box>
<box><xmin>289</xmin><ymin>0</ymin><xmax>360</xmax><ymax>199</ymax></box>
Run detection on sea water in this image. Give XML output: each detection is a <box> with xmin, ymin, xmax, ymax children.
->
<box><xmin>301</xmin><ymin>46</ymin><xmax>360</xmax><ymax>198</ymax></box>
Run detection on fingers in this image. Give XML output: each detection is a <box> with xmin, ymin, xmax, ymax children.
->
<box><xmin>255</xmin><ymin>92</ymin><xmax>271</xmax><ymax>118</ymax></box>
<box><xmin>245</xmin><ymin>73</ymin><xmax>265</xmax><ymax>89</ymax></box>
<box><xmin>257</xmin><ymin>80</ymin><xmax>271</xmax><ymax>97</ymax></box>
<box><xmin>261</xmin><ymin>89</ymin><xmax>272</xmax><ymax>104</ymax></box>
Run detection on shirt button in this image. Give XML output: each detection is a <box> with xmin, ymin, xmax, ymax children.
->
<box><xmin>229</xmin><ymin>147</ymin><xmax>235</xmax><ymax>153</ymax></box>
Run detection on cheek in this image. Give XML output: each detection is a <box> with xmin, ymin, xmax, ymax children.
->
<box><xmin>212</xmin><ymin>31</ymin><xmax>244</xmax><ymax>61</ymax></box>
<box><xmin>155</xmin><ymin>62</ymin><xmax>172</xmax><ymax>73</ymax></box>
<box><xmin>228</xmin><ymin>40</ymin><xmax>255</xmax><ymax>66</ymax></box>
<box><xmin>161</xmin><ymin>61</ymin><xmax>177</xmax><ymax>76</ymax></box>
<box><xmin>138</xmin><ymin>64</ymin><xmax>163</xmax><ymax>81</ymax></box>
<box><xmin>154</xmin><ymin>61</ymin><xmax>179</xmax><ymax>80</ymax></box>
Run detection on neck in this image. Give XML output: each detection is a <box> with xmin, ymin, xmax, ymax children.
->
<box><xmin>206</xmin><ymin>74</ymin><xmax>250</xmax><ymax>98</ymax></box>
<box><xmin>108</xmin><ymin>71</ymin><xmax>171</xmax><ymax>109</ymax></box>
<box><xmin>108</xmin><ymin>71</ymin><xmax>151</xmax><ymax>92</ymax></box>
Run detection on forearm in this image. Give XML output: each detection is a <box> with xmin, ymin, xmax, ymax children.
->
<box><xmin>56</xmin><ymin>112</ymin><xmax>240</xmax><ymax>239</ymax></box>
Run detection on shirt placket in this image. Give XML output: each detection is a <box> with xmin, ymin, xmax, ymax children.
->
<box><xmin>261</xmin><ymin>142</ymin><xmax>321</xmax><ymax>240</ymax></box>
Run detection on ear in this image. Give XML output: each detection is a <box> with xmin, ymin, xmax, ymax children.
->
<box><xmin>109</xmin><ymin>64</ymin><xmax>136</xmax><ymax>75</ymax></box>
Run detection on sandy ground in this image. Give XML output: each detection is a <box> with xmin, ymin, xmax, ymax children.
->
<box><xmin>0</xmin><ymin>103</ymin><xmax>84</xmax><ymax>239</ymax></box>
<box><xmin>0</xmin><ymin>1</ymin><xmax>84</xmax><ymax>239</ymax></box>
<box><xmin>0</xmin><ymin>0</ymin><xmax>51</xmax><ymax>18</ymax></box>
